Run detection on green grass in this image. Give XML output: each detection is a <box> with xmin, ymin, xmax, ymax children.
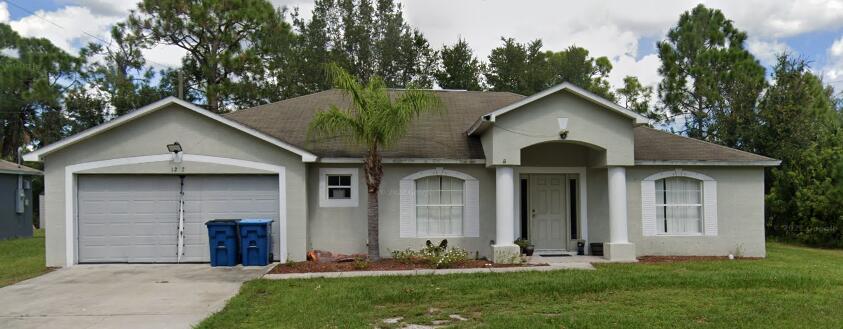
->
<box><xmin>197</xmin><ymin>243</ymin><xmax>843</xmax><ymax>329</ymax></box>
<box><xmin>0</xmin><ymin>229</ymin><xmax>50</xmax><ymax>287</ymax></box>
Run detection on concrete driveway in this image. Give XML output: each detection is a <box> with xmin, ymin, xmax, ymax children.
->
<box><xmin>0</xmin><ymin>264</ymin><xmax>268</xmax><ymax>329</ymax></box>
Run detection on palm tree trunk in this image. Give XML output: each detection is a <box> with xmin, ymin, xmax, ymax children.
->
<box><xmin>364</xmin><ymin>148</ymin><xmax>383</xmax><ymax>261</ymax></box>
<box><xmin>367</xmin><ymin>190</ymin><xmax>379</xmax><ymax>260</ymax></box>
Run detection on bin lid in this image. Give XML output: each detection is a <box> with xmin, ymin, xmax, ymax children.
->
<box><xmin>239</xmin><ymin>218</ymin><xmax>273</xmax><ymax>224</ymax></box>
<box><xmin>205</xmin><ymin>219</ymin><xmax>238</xmax><ymax>226</ymax></box>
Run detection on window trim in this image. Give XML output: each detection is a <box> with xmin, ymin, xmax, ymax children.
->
<box><xmin>399</xmin><ymin>168</ymin><xmax>480</xmax><ymax>238</ymax></box>
<box><xmin>319</xmin><ymin>168</ymin><xmax>359</xmax><ymax>208</ymax></box>
<box><xmin>415</xmin><ymin>175</ymin><xmax>466</xmax><ymax>238</ymax></box>
<box><xmin>655</xmin><ymin>177</ymin><xmax>703</xmax><ymax>235</ymax></box>
<box><xmin>641</xmin><ymin>169</ymin><xmax>718</xmax><ymax>237</ymax></box>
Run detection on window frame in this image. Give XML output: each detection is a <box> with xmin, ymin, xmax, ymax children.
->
<box><xmin>655</xmin><ymin>176</ymin><xmax>703</xmax><ymax>235</ymax></box>
<box><xmin>641</xmin><ymin>169</ymin><xmax>718</xmax><ymax>237</ymax></box>
<box><xmin>318</xmin><ymin>168</ymin><xmax>359</xmax><ymax>208</ymax></box>
<box><xmin>399</xmin><ymin>168</ymin><xmax>480</xmax><ymax>238</ymax></box>
<box><xmin>415</xmin><ymin>175</ymin><xmax>466</xmax><ymax>238</ymax></box>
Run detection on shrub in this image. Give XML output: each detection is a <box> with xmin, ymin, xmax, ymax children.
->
<box><xmin>390</xmin><ymin>240</ymin><xmax>469</xmax><ymax>268</ymax></box>
<box><xmin>391</xmin><ymin>249</ymin><xmax>418</xmax><ymax>264</ymax></box>
<box><xmin>429</xmin><ymin>247</ymin><xmax>469</xmax><ymax>269</ymax></box>
<box><xmin>352</xmin><ymin>258</ymin><xmax>369</xmax><ymax>270</ymax></box>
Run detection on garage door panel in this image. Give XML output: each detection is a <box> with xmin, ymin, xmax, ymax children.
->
<box><xmin>78</xmin><ymin>174</ymin><xmax>279</xmax><ymax>263</ymax></box>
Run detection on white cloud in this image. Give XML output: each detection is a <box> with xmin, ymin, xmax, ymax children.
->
<box><xmin>0</xmin><ymin>2</ymin><xmax>9</xmax><ymax>23</ymax></box>
<box><xmin>747</xmin><ymin>38</ymin><xmax>791</xmax><ymax>66</ymax></box>
<box><xmin>142</xmin><ymin>44</ymin><xmax>186</xmax><ymax>69</ymax></box>
<box><xmin>822</xmin><ymin>35</ymin><xmax>843</xmax><ymax>90</ymax></box>
<box><xmin>1</xmin><ymin>47</ymin><xmax>19</xmax><ymax>58</ymax></box>
<box><xmin>8</xmin><ymin>6</ymin><xmax>119</xmax><ymax>54</ymax></box>
<box><xmin>60</xmin><ymin>0</ymin><xmax>135</xmax><ymax>17</ymax></box>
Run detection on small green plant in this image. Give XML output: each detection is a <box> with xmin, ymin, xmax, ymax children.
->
<box><xmin>389</xmin><ymin>240</ymin><xmax>469</xmax><ymax>268</ymax></box>
<box><xmin>352</xmin><ymin>258</ymin><xmax>370</xmax><ymax>270</ymax></box>
<box><xmin>391</xmin><ymin>248</ymin><xmax>418</xmax><ymax>264</ymax></box>
<box><xmin>430</xmin><ymin>248</ymin><xmax>469</xmax><ymax>269</ymax></box>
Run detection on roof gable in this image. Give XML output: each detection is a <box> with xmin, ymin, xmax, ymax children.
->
<box><xmin>468</xmin><ymin>82</ymin><xmax>650</xmax><ymax>135</ymax></box>
<box><xmin>23</xmin><ymin>97</ymin><xmax>317</xmax><ymax>162</ymax></box>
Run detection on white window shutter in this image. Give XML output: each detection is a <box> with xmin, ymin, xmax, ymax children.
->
<box><xmin>463</xmin><ymin>179</ymin><xmax>480</xmax><ymax>237</ymax></box>
<box><xmin>399</xmin><ymin>179</ymin><xmax>416</xmax><ymax>238</ymax></box>
<box><xmin>641</xmin><ymin>180</ymin><xmax>657</xmax><ymax>236</ymax></box>
<box><xmin>703</xmin><ymin>180</ymin><xmax>718</xmax><ymax>236</ymax></box>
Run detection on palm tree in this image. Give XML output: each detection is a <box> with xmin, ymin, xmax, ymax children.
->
<box><xmin>309</xmin><ymin>64</ymin><xmax>441</xmax><ymax>260</ymax></box>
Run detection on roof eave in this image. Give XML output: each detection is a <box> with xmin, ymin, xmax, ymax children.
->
<box><xmin>23</xmin><ymin>97</ymin><xmax>318</xmax><ymax>163</ymax></box>
<box><xmin>634</xmin><ymin>160</ymin><xmax>781</xmax><ymax>167</ymax></box>
<box><xmin>482</xmin><ymin>82</ymin><xmax>650</xmax><ymax>125</ymax></box>
<box><xmin>0</xmin><ymin>169</ymin><xmax>43</xmax><ymax>175</ymax></box>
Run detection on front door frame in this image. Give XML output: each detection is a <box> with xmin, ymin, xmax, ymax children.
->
<box><xmin>515</xmin><ymin>167</ymin><xmax>587</xmax><ymax>252</ymax></box>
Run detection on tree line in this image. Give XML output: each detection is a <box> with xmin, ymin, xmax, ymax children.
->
<box><xmin>0</xmin><ymin>1</ymin><xmax>840</xmax><ymax>246</ymax></box>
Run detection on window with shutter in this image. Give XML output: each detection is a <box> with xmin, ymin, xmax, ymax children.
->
<box><xmin>641</xmin><ymin>169</ymin><xmax>717</xmax><ymax>237</ymax></box>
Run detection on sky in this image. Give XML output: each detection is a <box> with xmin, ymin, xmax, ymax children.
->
<box><xmin>4</xmin><ymin>0</ymin><xmax>843</xmax><ymax>92</ymax></box>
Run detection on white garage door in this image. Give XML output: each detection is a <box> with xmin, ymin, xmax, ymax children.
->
<box><xmin>77</xmin><ymin>175</ymin><xmax>279</xmax><ymax>263</ymax></box>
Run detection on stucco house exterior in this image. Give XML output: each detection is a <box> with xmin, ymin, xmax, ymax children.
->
<box><xmin>0</xmin><ymin>159</ymin><xmax>40</xmax><ymax>240</ymax></box>
<box><xmin>25</xmin><ymin>83</ymin><xmax>779</xmax><ymax>267</ymax></box>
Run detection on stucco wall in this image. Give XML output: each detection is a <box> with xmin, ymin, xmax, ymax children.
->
<box><xmin>41</xmin><ymin>105</ymin><xmax>308</xmax><ymax>267</ymax></box>
<box><xmin>626</xmin><ymin>166</ymin><xmax>767</xmax><ymax>257</ymax></box>
<box><xmin>485</xmin><ymin>91</ymin><xmax>635</xmax><ymax>166</ymax></box>
<box><xmin>307</xmin><ymin>164</ymin><xmax>498</xmax><ymax>258</ymax></box>
<box><xmin>306</xmin><ymin>163</ymin><xmax>368</xmax><ymax>254</ymax></box>
<box><xmin>0</xmin><ymin>174</ymin><xmax>34</xmax><ymax>240</ymax></box>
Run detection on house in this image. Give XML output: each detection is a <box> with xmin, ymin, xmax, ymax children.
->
<box><xmin>0</xmin><ymin>159</ymin><xmax>41</xmax><ymax>240</ymax></box>
<box><xmin>24</xmin><ymin>83</ymin><xmax>779</xmax><ymax>267</ymax></box>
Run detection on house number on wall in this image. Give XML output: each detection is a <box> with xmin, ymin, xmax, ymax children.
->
<box><xmin>171</xmin><ymin>166</ymin><xmax>185</xmax><ymax>173</ymax></box>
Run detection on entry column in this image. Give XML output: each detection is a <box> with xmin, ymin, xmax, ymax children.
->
<box><xmin>492</xmin><ymin>166</ymin><xmax>520</xmax><ymax>263</ymax></box>
<box><xmin>606</xmin><ymin>166</ymin><xmax>636</xmax><ymax>261</ymax></box>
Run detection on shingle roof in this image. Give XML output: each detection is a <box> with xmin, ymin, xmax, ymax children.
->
<box><xmin>225</xmin><ymin>89</ymin><xmax>524</xmax><ymax>159</ymax></box>
<box><xmin>633</xmin><ymin>126</ymin><xmax>777</xmax><ymax>163</ymax></box>
<box><xmin>0</xmin><ymin>159</ymin><xmax>42</xmax><ymax>175</ymax></box>
<box><xmin>225</xmin><ymin>89</ymin><xmax>777</xmax><ymax>164</ymax></box>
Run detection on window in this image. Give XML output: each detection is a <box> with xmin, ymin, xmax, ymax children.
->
<box><xmin>327</xmin><ymin>175</ymin><xmax>352</xmax><ymax>199</ymax></box>
<box><xmin>415</xmin><ymin>175</ymin><xmax>464</xmax><ymax>237</ymax></box>
<box><xmin>319</xmin><ymin>168</ymin><xmax>358</xmax><ymax>207</ymax></box>
<box><xmin>655</xmin><ymin>177</ymin><xmax>702</xmax><ymax>234</ymax></box>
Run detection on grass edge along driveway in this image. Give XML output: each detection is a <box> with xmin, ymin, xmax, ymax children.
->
<box><xmin>0</xmin><ymin>229</ymin><xmax>50</xmax><ymax>288</ymax></box>
<box><xmin>198</xmin><ymin>243</ymin><xmax>843</xmax><ymax>329</ymax></box>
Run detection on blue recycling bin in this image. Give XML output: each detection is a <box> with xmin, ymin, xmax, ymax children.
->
<box><xmin>205</xmin><ymin>219</ymin><xmax>239</xmax><ymax>266</ymax></box>
<box><xmin>238</xmin><ymin>219</ymin><xmax>273</xmax><ymax>266</ymax></box>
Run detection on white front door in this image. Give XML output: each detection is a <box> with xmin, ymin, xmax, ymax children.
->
<box><xmin>529</xmin><ymin>174</ymin><xmax>566</xmax><ymax>250</ymax></box>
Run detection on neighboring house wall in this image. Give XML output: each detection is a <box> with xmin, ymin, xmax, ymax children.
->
<box><xmin>0</xmin><ymin>174</ymin><xmax>34</xmax><ymax>240</ymax></box>
<box><xmin>626</xmin><ymin>166</ymin><xmax>766</xmax><ymax>257</ymax></box>
<box><xmin>483</xmin><ymin>91</ymin><xmax>635</xmax><ymax>167</ymax></box>
<box><xmin>41</xmin><ymin>105</ymin><xmax>308</xmax><ymax>267</ymax></box>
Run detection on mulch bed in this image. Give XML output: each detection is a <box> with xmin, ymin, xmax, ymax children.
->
<box><xmin>268</xmin><ymin>259</ymin><xmax>546</xmax><ymax>274</ymax></box>
<box><xmin>637</xmin><ymin>255</ymin><xmax>762</xmax><ymax>263</ymax></box>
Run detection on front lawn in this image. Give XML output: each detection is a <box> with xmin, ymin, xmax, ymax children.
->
<box><xmin>198</xmin><ymin>243</ymin><xmax>843</xmax><ymax>328</ymax></box>
<box><xmin>0</xmin><ymin>229</ymin><xmax>50</xmax><ymax>287</ymax></box>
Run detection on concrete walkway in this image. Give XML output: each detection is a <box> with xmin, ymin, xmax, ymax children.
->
<box><xmin>0</xmin><ymin>264</ymin><xmax>267</xmax><ymax>329</ymax></box>
<box><xmin>263</xmin><ymin>262</ymin><xmax>594</xmax><ymax>280</ymax></box>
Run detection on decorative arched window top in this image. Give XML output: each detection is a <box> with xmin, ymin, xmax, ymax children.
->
<box><xmin>400</xmin><ymin>167</ymin><xmax>478</xmax><ymax>182</ymax></box>
<box><xmin>641</xmin><ymin>169</ymin><xmax>718</xmax><ymax>237</ymax></box>
<box><xmin>643</xmin><ymin>169</ymin><xmax>714</xmax><ymax>182</ymax></box>
<box><xmin>400</xmin><ymin>168</ymin><xmax>479</xmax><ymax>238</ymax></box>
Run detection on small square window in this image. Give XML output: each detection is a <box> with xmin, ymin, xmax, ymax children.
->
<box><xmin>327</xmin><ymin>174</ymin><xmax>353</xmax><ymax>200</ymax></box>
<box><xmin>320</xmin><ymin>169</ymin><xmax>358</xmax><ymax>207</ymax></box>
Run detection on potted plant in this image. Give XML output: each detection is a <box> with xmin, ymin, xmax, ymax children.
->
<box><xmin>514</xmin><ymin>238</ymin><xmax>529</xmax><ymax>254</ymax></box>
<box><xmin>524</xmin><ymin>244</ymin><xmax>535</xmax><ymax>256</ymax></box>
